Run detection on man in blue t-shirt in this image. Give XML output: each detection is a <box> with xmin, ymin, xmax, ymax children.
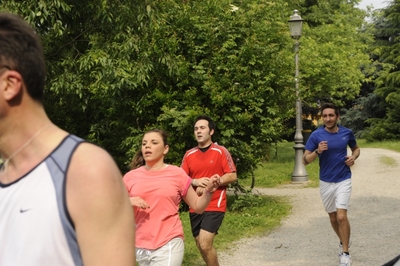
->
<box><xmin>303</xmin><ymin>103</ymin><xmax>360</xmax><ymax>266</ymax></box>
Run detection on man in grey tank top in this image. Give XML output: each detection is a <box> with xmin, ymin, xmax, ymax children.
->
<box><xmin>0</xmin><ymin>13</ymin><xmax>135</xmax><ymax>266</ymax></box>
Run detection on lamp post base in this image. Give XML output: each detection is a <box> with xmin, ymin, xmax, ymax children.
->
<box><xmin>291</xmin><ymin>176</ymin><xmax>309</xmax><ymax>184</ymax></box>
<box><xmin>291</xmin><ymin>142</ymin><xmax>309</xmax><ymax>183</ymax></box>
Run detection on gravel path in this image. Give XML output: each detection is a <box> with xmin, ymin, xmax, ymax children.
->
<box><xmin>218</xmin><ymin>148</ymin><xmax>400</xmax><ymax>266</ymax></box>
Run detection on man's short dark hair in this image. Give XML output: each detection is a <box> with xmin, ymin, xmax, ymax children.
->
<box><xmin>0</xmin><ymin>12</ymin><xmax>46</xmax><ymax>102</ymax></box>
<box><xmin>321</xmin><ymin>102</ymin><xmax>339</xmax><ymax>116</ymax></box>
<box><xmin>194</xmin><ymin>115</ymin><xmax>216</xmax><ymax>132</ymax></box>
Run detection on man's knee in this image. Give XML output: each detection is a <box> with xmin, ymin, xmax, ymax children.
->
<box><xmin>194</xmin><ymin>236</ymin><xmax>202</xmax><ymax>249</ymax></box>
<box><xmin>197</xmin><ymin>231</ymin><xmax>215</xmax><ymax>251</ymax></box>
<box><xmin>328</xmin><ymin>212</ymin><xmax>338</xmax><ymax>224</ymax></box>
<box><xmin>336</xmin><ymin>209</ymin><xmax>348</xmax><ymax>224</ymax></box>
<box><xmin>198</xmin><ymin>243</ymin><xmax>212</xmax><ymax>253</ymax></box>
<box><xmin>198</xmin><ymin>239</ymin><xmax>213</xmax><ymax>252</ymax></box>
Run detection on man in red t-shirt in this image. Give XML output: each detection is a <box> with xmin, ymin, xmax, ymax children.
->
<box><xmin>181</xmin><ymin>115</ymin><xmax>237</xmax><ymax>266</ymax></box>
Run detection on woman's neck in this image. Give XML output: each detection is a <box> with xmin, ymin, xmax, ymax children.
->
<box><xmin>144</xmin><ymin>161</ymin><xmax>167</xmax><ymax>171</ymax></box>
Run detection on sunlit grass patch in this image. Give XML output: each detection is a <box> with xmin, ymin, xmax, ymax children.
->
<box><xmin>379</xmin><ymin>155</ymin><xmax>397</xmax><ymax>166</ymax></box>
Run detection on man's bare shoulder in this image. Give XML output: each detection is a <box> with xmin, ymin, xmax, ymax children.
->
<box><xmin>66</xmin><ymin>142</ymin><xmax>126</xmax><ymax>211</ymax></box>
<box><xmin>66</xmin><ymin>142</ymin><xmax>135</xmax><ymax>265</ymax></box>
<box><xmin>68</xmin><ymin>142</ymin><xmax>121</xmax><ymax>179</ymax></box>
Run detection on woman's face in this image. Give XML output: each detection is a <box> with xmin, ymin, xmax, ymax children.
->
<box><xmin>141</xmin><ymin>132</ymin><xmax>168</xmax><ymax>163</ymax></box>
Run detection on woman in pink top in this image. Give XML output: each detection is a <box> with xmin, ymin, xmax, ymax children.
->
<box><xmin>123</xmin><ymin>129</ymin><xmax>220</xmax><ymax>266</ymax></box>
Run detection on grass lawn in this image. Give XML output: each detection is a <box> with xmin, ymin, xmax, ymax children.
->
<box><xmin>179</xmin><ymin>139</ymin><xmax>400</xmax><ymax>265</ymax></box>
<box><xmin>357</xmin><ymin>139</ymin><xmax>400</xmax><ymax>152</ymax></box>
<box><xmin>240</xmin><ymin>141</ymin><xmax>320</xmax><ymax>188</ymax></box>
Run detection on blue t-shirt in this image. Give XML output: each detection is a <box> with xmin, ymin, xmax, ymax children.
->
<box><xmin>305</xmin><ymin>126</ymin><xmax>357</xmax><ymax>182</ymax></box>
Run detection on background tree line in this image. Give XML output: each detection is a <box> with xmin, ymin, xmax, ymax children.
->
<box><xmin>1</xmin><ymin>0</ymin><xmax>396</xmax><ymax>175</ymax></box>
<box><xmin>341</xmin><ymin>0</ymin><xmax>400</xmax><ymax>141</ymax></box>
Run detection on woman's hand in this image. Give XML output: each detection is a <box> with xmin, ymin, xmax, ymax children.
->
<box><xmin>195</xmin><ymin>177</ymin><xmax>210</xmax><ymax>188</ymax></box>
<box><xmin>205</xmin><ymin>174</ymin><xmax>221</xmax><ymax>193</ymax></box>
<box><xmin>129</xmin><ymin>197</ymin><xmax>150</xmax><ymax>209</ymax></box>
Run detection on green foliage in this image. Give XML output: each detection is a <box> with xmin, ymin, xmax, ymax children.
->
<box><xmin>362</xmin><ymin>1</ymin><xmax>400</xmax><ymax>141</ymax></box>
<box><xmin>1</xmin><ymin>0</ymin><xmax>376</xmax><ymax>173</ymax></box>
<box><xmin>156</xmin><ymin>0</ymin><xmax>296</xmax><ymax>174</ymax></box>
<box><xmin>341</xmin><ymin>93</ymin><xmax>386</xmax><ymax>138</ymax></box>
<box><xmin>299</xmin><ymin>1</ymin><xmax>373</xmax><ymax>108</ymax></box>
<box><xmin>228</xmin><ymin>193</ymin><xmax>264</xmax><ymax>212</ymax></box>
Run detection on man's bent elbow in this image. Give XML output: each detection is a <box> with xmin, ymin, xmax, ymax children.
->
<box><xmin>232</xmin><ymin>173</ymin><xmax>238</xmax><ymax>183</ymax></box>
<box><xmin>193</xmin><ymin>209</ymin><xmax>205</xmax><ymax>214</ymax></box>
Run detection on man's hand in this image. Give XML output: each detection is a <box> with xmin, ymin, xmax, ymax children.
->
<box><xmin>317</xmin><ymin>141</ymin><xmax>328</xmax><ymax>154</ymax></box>
<box><xmin>206</xmin><ymin>175</ymin><xmax>221</xmax><ymax>193</ymax></box>
<box><xmin>345</xmin><ymin>155</ymin><xmax>356</xmax><ymax>167</ymax></box>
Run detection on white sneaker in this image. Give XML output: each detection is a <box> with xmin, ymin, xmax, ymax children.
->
<box><xmin>339</xmin><ymin>253</ymin><xmax>351</xmax><ymax>266</ymax></box>
<box><xmin>338</xmin><ymin>241</ymin><xmax>352</xmax><ymax>260</ymax></box>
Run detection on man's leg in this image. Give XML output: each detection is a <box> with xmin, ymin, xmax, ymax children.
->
<box><xmin>322</xmin><ymin>179</ymin><xmax>352</xmax><ymax>248</ymax></box>
<box><xmin>336</xmin><ymin>179</ymin><xmax>352</xmax><ymax>253</ymax></box>
<box><xmin>322</xmin><ymin>181</ymin><xmax>341</xmax><ymax>241</ymax></box>
<box><xmin>328</xmin><ymin>211</ymin><xmax>340</xmax><ymax>239</ymax></box>
<box><xmin>337</xmin><ymin>208</ymin><xmax>350</xmax><ymax>252</ymax></box>
<box><xmin>190</xmin><ymin>212</ymin><xmax>224</xmax><ymax>266</ymax></box>
<box><xmin>329</xmin><ymin>210</ymin><xmax>351</xmax><ymax>251</ymax></box>
<box><xmin>195</xmin><ymin>229</ymin><xmax>219</xmax><ymax>266</ymax></box>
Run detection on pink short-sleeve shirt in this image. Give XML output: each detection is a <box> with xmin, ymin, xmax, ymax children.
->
<box><xmin>123</xmin><ymin>165</ymin><xmax>191</xmax><ymax>249</ymax></box>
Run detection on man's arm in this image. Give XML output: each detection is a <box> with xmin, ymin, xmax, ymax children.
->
<box><xmin>303</xmin><ymin>149</ymin><xmax>319</xmax><ymax>165</ymax></box>
<box><xmin>219</xmin><ymin>172</ymin><xmax>237</xmax><ymax>186</ymax></box>
<box><xmin>219</xmin><ymin>147</ymin><xmax>238</xmax><ymax>185</ymax></box>
<box><xmin>345</xmin><ymin>145</ymin><xmax>360</xmax><ymax>167</ymax></box>
<box><xmin>351</xmin><ymin>145</ymin><xmax>360</xmax><ymax>159</ymax></box>
<box><xmin>67</xmin><ymin>143</ymin><xmax>135</xmax><ymax>266</ymax></box>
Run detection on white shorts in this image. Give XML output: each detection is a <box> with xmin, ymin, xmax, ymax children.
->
<box><xmin>319</xmin><ymin>179</ymin><xmax>352</xmax><ymax>213</ymax></box>
<box><xmin>136</xmin><ymin>237</ymin><xmax>184</xmax><ymax>266</ymax></box>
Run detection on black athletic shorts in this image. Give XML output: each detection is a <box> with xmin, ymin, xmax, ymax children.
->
<box><xmin>189</xmin><ymin>211</ymin><xmax>225</xmax><ymax>237</ymax></box>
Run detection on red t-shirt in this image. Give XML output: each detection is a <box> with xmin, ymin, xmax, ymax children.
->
<box><xmin>181</xmin><ymin>143</ymin><xmax>236</xmax><ymax>212</ymax></box>
<box><xmin>123</xmin><ymin>165</ymin><xmax>191</xmax><ymax>249</ymax></box>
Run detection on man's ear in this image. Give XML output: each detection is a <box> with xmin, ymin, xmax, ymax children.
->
<box><xmin>2</xmin><ymin>70</ymin><xmax>23</xmax><ymax>101</ymax></box>
<box><xmin>210</xmin><ymin>129</ymin><xmax>214</xmax><ymax>136</ymax></box>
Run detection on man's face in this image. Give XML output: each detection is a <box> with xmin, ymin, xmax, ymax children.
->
<box><xmin>194</xmin><ymin>119</ymin><xmax>214</xmax><ymax>147</ymax></box>
<box><xmin>322</xmin><ymin>108</ymin><xmax>339</xmax><ymax>130</ymax></box>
